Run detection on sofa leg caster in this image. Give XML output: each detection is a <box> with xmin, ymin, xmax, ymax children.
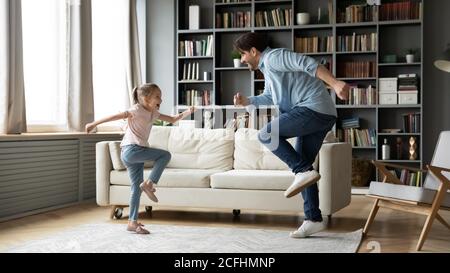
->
<box><xmin>233</xmin><ymin>209</ymin><xmax>241</xmax><ymax>217</ymax></box>
<box><xmin>111</xmin><ymin>206</ymin><xmax>123</xmax><ymax>220</ymax></box>
<box><xmin>145</xmin><ymin>206</ymin><xmax>153</xmax><ymax>213</ymax></box>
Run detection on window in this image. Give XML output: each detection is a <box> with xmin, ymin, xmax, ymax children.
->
<box><xmin>92</xmin><ymin>0</ymin><xmax>129</xmax><ymax>131</ymax></box>
<box><xmin>22</xmin><ymin>0</ymin><xmax>67</xmax><ymax>132</ymax></box>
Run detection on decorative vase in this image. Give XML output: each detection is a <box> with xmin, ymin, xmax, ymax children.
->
<box><xmin>409</xmin><ymin>136</ymin><xmax>417</xmax><ymax>160</ymax></box>
<box><xmin>296</xmin><ymin>13</ymin><xmax>310</xmax><ymax>25</ymax></box>
<box><xmin>406</xmin><ymin>54</ymin><xmax>415</xmax><ymax>64</ymax></box>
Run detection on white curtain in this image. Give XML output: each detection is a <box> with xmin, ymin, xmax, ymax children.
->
<box><xmin>0</xmin><ymin>0</ymin><xmax>27</xmax><ymax>134</ymax></box>
<box><xmin>66</xmin><ymin>0</ymin><xmax>94</xmax><ymax>131</ymax></box>
<box><xmin>124</xmin><ymin>0</ymin><xmax>142</xmax><ymax>105</ymax></box>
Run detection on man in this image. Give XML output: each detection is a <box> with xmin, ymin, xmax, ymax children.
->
<box><xmin>233</xmin><ymin>32</ymin><xmax>349</xmax><ymax>238</ymax></box>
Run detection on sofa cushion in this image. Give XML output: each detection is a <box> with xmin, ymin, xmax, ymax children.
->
<box><xmin>234</xmin><ymin>128</ymin><xmax>321</xmax><ymax>170</ymax></box>
<box><xmin>369</xmin><ymin>182</ymin><xmax>450</xmax><ymax>208</ymax></box>
<box><xmin>110</xmin><ymin>168</ymin><xmax>225</xmax><ymax>188</ymax></box>
<box><xmin>108</xmin><ymin>142</ymin><xmax>154</xmax><ymax>171</ymax></box>
<box><xmin>210</xmin><ymin>170</ymin><xmax>295</xmax><ymax>190</ymax></box>
<box><xmin>149</xmin><ymin>127</ymin><xmax>235</xmax><ymax>170</ymax></box>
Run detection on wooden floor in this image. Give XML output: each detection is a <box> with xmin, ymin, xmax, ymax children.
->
<box><xmin>0</xmin><ymin>195</ymin><xmax>449</xmax><ymax>253</ymax></box>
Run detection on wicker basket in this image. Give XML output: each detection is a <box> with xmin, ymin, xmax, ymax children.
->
<box><xmin>351</xmin><ymin>158</ymin><xmax>374</xmax><ymax>187</ymax></box>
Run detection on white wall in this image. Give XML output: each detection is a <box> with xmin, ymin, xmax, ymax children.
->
<box><xmin>146</xmin><ymin>0</ymin><xmax>175</xmax><ymax>115</ymax></box>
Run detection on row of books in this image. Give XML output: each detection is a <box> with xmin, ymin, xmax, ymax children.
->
<box><xmin>216</xmin><ymin>11</ymin><xmax>251</xmax><ymax>28</ymax></box>
<box><xmin>181</xmin><ymin>62</ymin><xmax>201</xmax><ymax>81</ymax></box>
<box><xmin>255</xmin><ymin>8</ymin><xmax>292</xmax><ymax>27</ymax></box>
<box><xmin>397</xmin><ymin>170</ymin><xmax>423</xmax><ymax>187</ymax></box>
<box><xmin>337</xmin><ymin>61</ymin><xmax>377</xmax><ymax>78</ymax></box>
<box><xmin>398</xmin><ymin>73</ymin><xmax>419</xmax><ymax>92</ymax></box>
<box><xmin>336</xmin><ymin>33</ymin><xmax>377</xmax><ymax>52</ymax></box>
<box><xmin>337</xmin><ymin>4</ymin><xmax>379</xmax><ymax>23</ymax></box>
<box><xmin>402</xmin><ymin>112</ymin><xmax>420</xmax><ymax>133</ymax></box>
<box><xmin>336</xmin><ymin>1</ymin><xmax>421</xmax><ymax>23</ymax></box>
<box><xmin>341</xmin><ymin>117</ymin><xmax>360</xmax><ymax>129</ymax></box>
<box><xmin>180</xmin><ymin>90</ymin><xmax>211</xmax><ymax>106</ymax></box>
<box><xmin>337</xmin><ymin>128</ymin><xmax>377</xmax><ymax>147</ymax></box>
<box><xmin>379</xmin><ymin>1</ymin><xmax>422</xmax><ymax>21</ymax></box>
<box><xmin>294</xmin><ymin>36</ymin><xmax>334</xmax><ymax>54</ymax></box>
<box><xmin>339</xmin><ymin>85</ymin><xmax>377</xmax><ymax>106</ymax></box>
<box><xmin>178</xmin><ymin>36</ymin><xmax>214</xmax><ymax>57</ymax></box>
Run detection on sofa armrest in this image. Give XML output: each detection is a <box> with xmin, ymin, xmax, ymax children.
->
<box><xmin>318</xmin><ymin>142</ymin><xmax>352</xmax><ymax>215</ymax></box>
<box><xmin>96</xmin><ymin>141</ymin><xmax>113</xmax><ymax>206</ymax></box>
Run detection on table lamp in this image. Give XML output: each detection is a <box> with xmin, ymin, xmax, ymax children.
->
<box><xmin>434</xmin><ymin>60</ymin><xmax>450</xmax><ymax>73</ymax></box>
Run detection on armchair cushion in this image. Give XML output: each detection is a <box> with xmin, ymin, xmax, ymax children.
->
<box><xmin>369</xmin><ymin>182</ymin><xmax>450</xmax><ymax>208</ymax></box>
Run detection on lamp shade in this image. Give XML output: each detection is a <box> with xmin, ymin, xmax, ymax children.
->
<box><xmin>434</xmin><ymin>60</ymin><xmax>450</xmax><ymax>73</ymax></box>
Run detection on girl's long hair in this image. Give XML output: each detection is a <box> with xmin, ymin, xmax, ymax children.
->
<box><xmin>132</xmin><ymin>83</ymin><xmax>160</xmax><ymax>104</ymax></box>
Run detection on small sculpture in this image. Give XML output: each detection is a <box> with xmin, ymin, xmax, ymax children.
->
<box><xmin>409</xmin><ymin>136</ymin><xmax>417</xmax><ymax>160</ymax></box>
<box><xmin>204</xmin><ymin>110</ymin><xmax>213</xmax><ymax>129</ymax></box>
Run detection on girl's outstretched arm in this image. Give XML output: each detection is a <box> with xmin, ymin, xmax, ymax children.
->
<box><xmin>85</xmin><ymin>112</ymin><xmax>129</xmax><ymax>133</ymax></box>
<box><xmin>158</xmin><ymin>106</ymin><xmax>196</xmax><ymax>124</ymax></box>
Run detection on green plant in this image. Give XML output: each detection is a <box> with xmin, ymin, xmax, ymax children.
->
<box><xmin>406</xmin><ymin>48</ymin><xmax>417</xmax><ymax>55</ymax></box>
<box><xmin>231</xmin><ymin>50</ymin><xmax>241</xmax><ymax>59</ymax></box>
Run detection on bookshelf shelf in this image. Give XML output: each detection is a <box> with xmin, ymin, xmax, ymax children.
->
<box><xmin>255</xmin><ymin>0</ymin><xmax>292</xmax><ymax>4</ymax></box>
<box><xmin>178</xmin><ymin>56</ymin><xmax>214</xmax><ymax>59</ymax></box>
<box><xmin>378</xmin><ymin>104</ymin><xmax>421</xmax><ymax>108</ymax></box>
<box><xmin>335</xmin><ymin>22</ymin><xmax>377</xmax><ymax>28</ymax></box>
<box><xmin>292</xmin><ymin>24</ymin><xmax>333</xmax><ymax>30</ymax></box>
<box><xmin>378</xmin><ymin>19</ymin><xmax>422</xmax><ymax>26</ymax></box>
<box><xmin>178</xmin><ymin>29</ymin><xmax>214</xmax><ymax>34</ymax></box>
<box><xmin>215</xmin><ymin>2</ymin><xmax>252</xmax><ymax>7</ymax></box>
<box><xmin>178</xmin><ymin>80</ymin><xmax>214</xmax><ymax>84</ymax></box>
<box><xmin>379</xmin><ymin>160</ymin><xmax>421</xmax><ymax>163</ymax></box>
<box><xmin>254</xmin><ymin>26</ymin><xmax>293</xmax><ymax>31</ymax></box>
<box><xmin>337</xmin><ymin>77</ymin><xmax>377</xmax><ymax>81</ymax></box>
<box><xmin>336</xmin><ymin>105</ymin><xmax>377</xmax><ymax>109</ymax></box>
<box><xmin>215</xmin><ymin>28</ymin><xmax>252</xmax><ymax>33</ymax></box>
<box><xmin>215</xmin><ymin>67</ymin><xmax>249</xmax><ymax>71</ymax></box>
<box><xmin>336</xmin><ymin>51</ymin><xmax>377</xmax><ymax>55</ymax></box>
<box><xmin>378</xmin><ymin>62</ymin><xmax>421</xmax><ymax>66</ymax></box>
<box><xmin>378</xmin><ymin>133</ymin><xmax>421</xmax><ymax>136</ymax></box>
<box><xmin>176</xmin><ymin>0</ymin><xmax>424</xmax><ymax>193</ymax></box>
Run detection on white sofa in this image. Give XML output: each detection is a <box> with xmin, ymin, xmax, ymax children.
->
<box><xmin>96</xmin><ymin>126</ymin><xmax>352</xmax><ymax>219</ymax></box>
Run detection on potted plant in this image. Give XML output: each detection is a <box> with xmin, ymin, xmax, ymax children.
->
<box><xmin>231</xmin><ymin>50</ymin><xmax>241</xmax><ymax>68</ymax></box>
<box><xmin>406</xmin><ymin>49</ymin><xmax>416</xmax><ymax>64</ymax></box>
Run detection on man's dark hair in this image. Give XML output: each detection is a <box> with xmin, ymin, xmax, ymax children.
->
<box><xmin>234</xmin><ymin>32</ymin><xmax>268</xmax><ymax>53</ymax></box>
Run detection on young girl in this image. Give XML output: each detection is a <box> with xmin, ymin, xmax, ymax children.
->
<box><xmin>86</xmin><ymin>83</ymin><xmax>195</xmax><ymax>234</ymax></box>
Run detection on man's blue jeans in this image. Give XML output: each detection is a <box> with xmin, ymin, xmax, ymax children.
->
<box><xmin>121</xmin><ymin>144</ymin><xmax>171</xmax><ymax>221</ymax></box>
<box><xmin>258</xmin><ymin>106</ymin><xmax>336</xmax><ymax>222</ymax></box>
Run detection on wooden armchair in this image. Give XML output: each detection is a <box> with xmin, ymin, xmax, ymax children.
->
<box><xmin>363</xmin><ymin>131</ymin><xmax>450</xmax><ymax>251</ymax></box>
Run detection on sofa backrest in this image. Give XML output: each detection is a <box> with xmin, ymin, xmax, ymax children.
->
<box><xmin>233</xmin><ymin>128</ymin><xmax>336</xmax><ymax>170</ymax></box>
<box><xmin>148</xmin><ymin>126</ymin><xmax>235</xmax><ymax>170</ymax></box>
<box><xmin>234</xmin><ymin>128</ymin><xmax>293</xmax><ymax>170</ymax></box>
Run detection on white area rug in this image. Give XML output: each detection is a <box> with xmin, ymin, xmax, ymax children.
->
<box><xmin>5</xmin><ymin>224</ymin><xmax>362</xmax><ymax>253</ymax></box>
